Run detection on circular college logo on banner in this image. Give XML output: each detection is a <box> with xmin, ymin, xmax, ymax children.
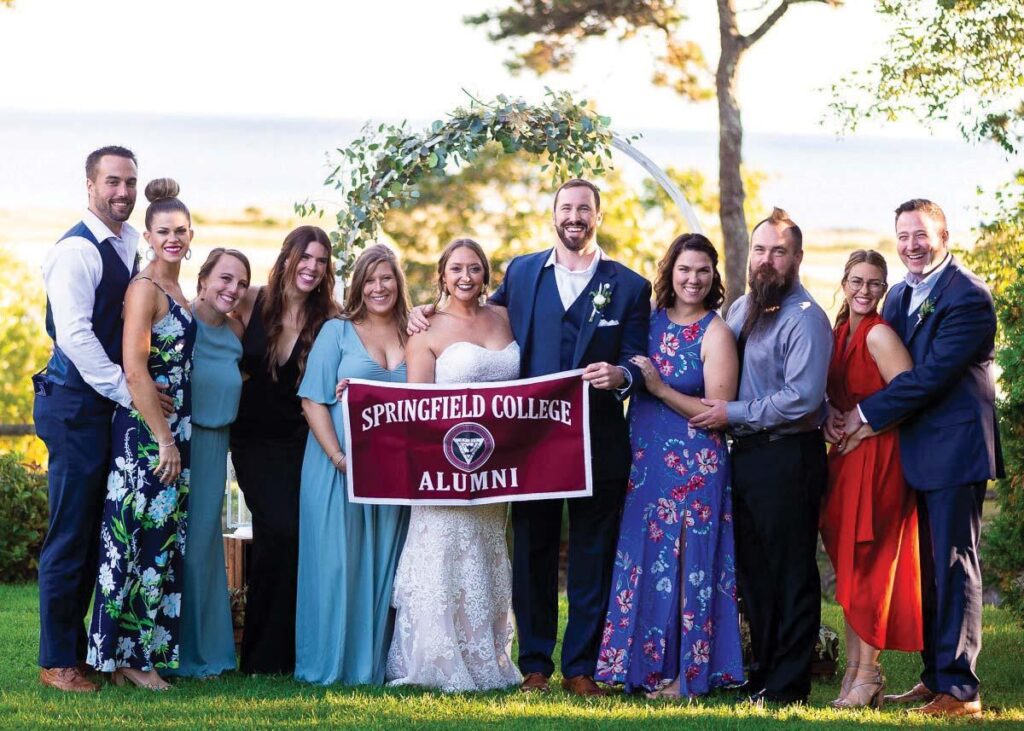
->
<box><xmin>443</xmin><ymin>422</ymin><xmax>495</xmax><ymax>473</ymax></box>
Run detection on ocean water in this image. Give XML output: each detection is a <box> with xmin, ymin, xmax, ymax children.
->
<box><xmin>0</xmin><ymin>109</ymin><xmax>1017</xmax><ymax>232</ymax></box>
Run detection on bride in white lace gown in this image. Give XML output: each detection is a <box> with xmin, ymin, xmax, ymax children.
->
<box><xmin>385</xmin><ymin>239</ymin><xmax>523</xmax><ymax>692</ymax></box>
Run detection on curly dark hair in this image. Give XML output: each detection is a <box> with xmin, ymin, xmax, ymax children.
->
<box><xmin>653</xmin><ymin>233</ymin><xmax>725</xmax><ymax>312</ymax></box>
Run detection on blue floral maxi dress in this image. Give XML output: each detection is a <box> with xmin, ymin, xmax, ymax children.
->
<box><xmin>87</xmin><ymin>292</ymin><xmax>196</xmax><ymax>672</ymax></box>
<box><xmin>595</xmin><ymin>309</ymin><xmax>744</xmax><ymax>696</ymax></box>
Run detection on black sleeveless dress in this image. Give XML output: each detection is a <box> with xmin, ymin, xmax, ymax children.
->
<box><xmin>230</xmin><ymin>288</ymin><xmax>309</xmax><ymax>674</ymax></box>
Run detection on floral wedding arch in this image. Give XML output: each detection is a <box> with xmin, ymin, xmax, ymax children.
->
<box><xmin>297</xmin><ymin>90</ymin><xmax>703</xmax><ymax>281</ymax></box>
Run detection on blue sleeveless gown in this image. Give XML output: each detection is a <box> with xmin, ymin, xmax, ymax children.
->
<box><xmin>166</xmin><ymin>317</ymin><xmax>241</xmax><ymax>676</ymax></box>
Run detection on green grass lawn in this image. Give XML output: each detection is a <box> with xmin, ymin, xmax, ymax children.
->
<box><xmin>1</xmin><ymin>583</ymin><xmax>1021</xmax><ymax>729</ymax></box>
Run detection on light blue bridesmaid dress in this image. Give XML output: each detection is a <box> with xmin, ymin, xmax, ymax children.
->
<box><xmin>166</xmin><ymin>316</ymin><xmax>241</xmax><ymax>677</ymax></box>
<box><xmin>294</xmin><ymin>318</ymin><xmax>409</xmax><ymax>685</ymax></box>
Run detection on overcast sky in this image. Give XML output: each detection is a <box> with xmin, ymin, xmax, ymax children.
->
<box><xmin>0</xmin><ymin>0</ymin><xmax>945</xmax><ymax>137</ymax></box>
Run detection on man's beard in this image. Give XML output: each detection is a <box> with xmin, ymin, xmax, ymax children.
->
<box><xmin>741</xmin><ymin>263</ymin><xmax>796</xmax><ymax>341</ymax></box>
<box><xmin>555</xmin><ymin>219</ymin><xmax>596</xmax><ymax>252</ymax></box>
<box><xmin>98</xmin><ymin>196</ymin><xmax>135</xmax><ymax>223</ymax></box>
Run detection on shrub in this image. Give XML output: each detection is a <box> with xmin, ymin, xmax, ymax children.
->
<box><xmin>0</xmin><ymin>452</ymin><xmax>48</xmax><ymax>582</ymax></box>
<box><xmin>984</xmin><ymin>265</ymin><xmax>1024</xmax><ymax>624</ymax></box>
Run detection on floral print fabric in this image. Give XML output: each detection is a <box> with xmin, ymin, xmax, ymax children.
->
<box><xmin>595</xmin><ymin>309</ymin><xmax>744</xmax><ymax>696</ymax></box>
<box><xmin>87</xmin><ymin>294</ymin><xmax>195</xmax><ymax>672</ymax></box>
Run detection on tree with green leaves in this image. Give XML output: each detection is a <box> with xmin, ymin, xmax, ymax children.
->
<box><xmin>466</xmin><ymin>0</ymin><xmax>840</xmax><ymax>307</ymax></box>
<box><xmin>833</xmin><ymin>0</ymin><xmax>1024</xmax><ymax>624</ymax></box>
<box><xmin>0</xmin><ymin>248</ymin><xmax>49</xmax><ymax>463</ymax></box>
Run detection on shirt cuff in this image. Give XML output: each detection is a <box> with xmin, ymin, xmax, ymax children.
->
<box><xmin>616</xmin><ymin>366</ymin><xmax>632</xmax><ymax>395</ymax></box>
<box><xmin>114</xmin><ymin>380</ymin><xmax>133</xmax><ymax>409</ymax></box>
<box><xmin>856</xmin><ymin>404</ymin><xmax>867</xmax><ymax>426</ymax></box>
<box><xmin>725</xmin><ymin>401</ymin><xmax>747</xmax><ymax>429</ymax></box>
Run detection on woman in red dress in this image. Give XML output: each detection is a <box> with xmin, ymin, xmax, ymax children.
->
<box><xmin>821</xmin><ymin>250</ymin><xmax>923</xmax><ymax>709</ymax></box>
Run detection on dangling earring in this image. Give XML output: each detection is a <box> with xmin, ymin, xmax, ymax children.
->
<box><xmin>145</xmin><ymin>247</ymin><xmax>156</xmax><ymax>262</ymax></box>
<box><xmin>184</xmin><ymin>248</ymin><xmax>193</xmax><ymax>261</ymax></box>
<box><xmin>478</xmin><ymin>287</ymin><xmax>488</xmax><ymax>306</ymax></box>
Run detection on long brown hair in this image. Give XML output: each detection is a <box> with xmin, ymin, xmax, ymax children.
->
<box><xmin>262</xmin><ymin>225</ymin><xmax>339</xmax><ymax>383</ymax></box>
<box><xmin>434</xmin><ymin>238</ymin><xmax>490</xmax><ymax>307</ymax></box>
<box><xmin>653</xmin><ymin>233</ymin><xmax>725</xmax><ymax>312</ymax></box>
<box><xmin>341</xmin><ymin>244</ymin><xmax>411</xmax><ymax>343</ymax></box>
<box><xmin>834</xmin><ymin>249</ymin><xmax>889</xmax><ymax>329</ymax></box>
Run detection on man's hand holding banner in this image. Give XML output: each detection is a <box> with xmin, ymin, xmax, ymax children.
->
<box><xmin>342</xmin><ymin>370</ymin><xmax>592</xmax><ymax>505</ymax></box>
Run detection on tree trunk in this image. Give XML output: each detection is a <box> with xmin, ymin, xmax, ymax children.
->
<box><xmin>717</xmin><ymin>0</ymin><xmax>748</xmax><ymax>310</ymax></box>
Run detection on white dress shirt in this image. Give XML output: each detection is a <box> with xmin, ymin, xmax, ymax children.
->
<box><xmin>42</xmin><ymin>210</ymin><xmax>139</xmax><ymax>407</ymax></box>
<box><xmin>544</xmin><ymin>245</ymin><xmax>603</xmax><ymax>310</ymax></box>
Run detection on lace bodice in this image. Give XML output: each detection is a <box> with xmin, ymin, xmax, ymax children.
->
<box><xmin>385</xmin><ymin>339</ymin><xmax>523</xmax><ymax>692</ymax></box>
<box><xmin>435</xmin><ymin>341</ymin><xmax>519</xmax><ymax>385</ymax></box>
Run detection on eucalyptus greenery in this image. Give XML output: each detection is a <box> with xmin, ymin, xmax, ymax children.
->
<box><xmin>296</xmin><ymin>90</ymin><xmax>617</xmax><ymax>279</ymax></box>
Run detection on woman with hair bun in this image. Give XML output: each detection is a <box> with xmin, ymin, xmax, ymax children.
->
<box><xmin>595</xmin><ymin>233</ymin><xmax>745</xmax><ymax>698</ymax></box>
<box><xmin>86</xmin><ymin>178</ymin><xmax>197</xmax><ymax>690</ymax></box>
<box><xmin>230</xmin><ymin>226</ymin><xmax>339</xmax><ymax>674</ymax></box>
<box><xmin>164</xmin><ymin>247</ymin><xmax>251</xmax><ymax>679</ymax></box>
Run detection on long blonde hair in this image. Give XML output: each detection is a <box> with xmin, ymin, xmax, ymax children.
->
<box><xmin>341</xmin><ymin>244</ymin><xmax>411</xmax><ymax>343</ymax></box>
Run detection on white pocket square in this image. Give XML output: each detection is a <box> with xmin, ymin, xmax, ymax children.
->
<box><xmin>597</xmin><ymin>319</ymin><xmax>619</xmax><ymax>327</ymax></box>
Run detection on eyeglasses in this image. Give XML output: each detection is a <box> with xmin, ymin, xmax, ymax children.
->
<box><xmin>846</xmin><ymin>277</ymin><xmax>886</xmax><ymax>293</ymax></box>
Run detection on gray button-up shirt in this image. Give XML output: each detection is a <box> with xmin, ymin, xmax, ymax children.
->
<box><xmin>724</xmin><ymin>279</ymin><xmax>832</xmax><ymax>436</ymax></box>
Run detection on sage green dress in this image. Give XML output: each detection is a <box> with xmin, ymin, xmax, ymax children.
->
<box><xmin>166</xmin><ymin>317</ymin><xmax>241</xmax><ymax>676</ymax></box>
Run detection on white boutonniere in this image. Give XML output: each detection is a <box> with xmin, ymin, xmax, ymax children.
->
<box><xmin>589</xmin><ymin>282</ymin><xmax>613</xmax><ymax>322</ymax></box>
<box><xmin>917</xmin><ymin>297</ymin><xmax>935</xmax><ymax>326</ymax></box>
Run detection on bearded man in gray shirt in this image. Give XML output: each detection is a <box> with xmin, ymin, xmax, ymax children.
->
<box><xmin>691</xmin><ymin>207</ymin><xmax>832</xmax><ymax>705</ymax></box>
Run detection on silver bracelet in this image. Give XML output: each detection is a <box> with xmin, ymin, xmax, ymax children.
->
<box><xmin>158</xmin><ymin>439</ymin><xmax>175</xmax><ymax>448</ymax></box>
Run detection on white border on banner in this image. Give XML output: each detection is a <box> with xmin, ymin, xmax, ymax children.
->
<box><xmin>342</xmin><ymin>368</ymin><xmax>593</xmax><ymax>506</ymax></box>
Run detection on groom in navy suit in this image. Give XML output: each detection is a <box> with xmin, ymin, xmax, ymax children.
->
<box><xmin>491</xmin><ymin>179</ymin><xmax>651</xmax><ymax>695</ymax></box>
<box><xmin>838</xmin><ymin>199</ymin><xmax>1002</xmax><ymax>718</ymax></box>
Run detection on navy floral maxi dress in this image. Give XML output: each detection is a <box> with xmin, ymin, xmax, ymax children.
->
<box><xmin>87</xmin><ymin>292</ymin><xmax>195</xmax><ymax>672</ymax></box>
<box><xmin>595</xmin><ymin>309</ymin><xmax>745</xmax><ymax>696</ymax></box>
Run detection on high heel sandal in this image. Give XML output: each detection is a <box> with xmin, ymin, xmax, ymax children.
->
<box><xmin>109</xmin><ymin>668</ymin><xmax>170</xmax><ymax>691</ymax></box>
<box><xmin>831</xmin><ymin>661</ymin><xmax>857</xmax><ymax>705</ymax></box>
<box><xmin>831</xmin><ymin>663</ymin><xmax>884</xmax><ymax>710</ymax></box>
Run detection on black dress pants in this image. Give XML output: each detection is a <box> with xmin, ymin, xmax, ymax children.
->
<box><xmin>731</xmin><ymin>430</ymin><xmax>827</xmax><ymax>701</ymax></box>
<box><xmin>230</xmin><ymin>436</ymin><xmax>304</xmax><ymax>675</ymax></box>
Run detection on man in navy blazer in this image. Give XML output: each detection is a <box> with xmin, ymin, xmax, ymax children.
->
<box><xmin>838</xmin><ymin>199</ymin><xmax>1002</xmax><ymax>718</ymax></box>
<box><xmin>490</xmin><ymin>179</ymin><xmax>651</xmax><ymax>695</ymax></box>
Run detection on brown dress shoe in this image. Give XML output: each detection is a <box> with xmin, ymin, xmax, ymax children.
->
<box><xmin>561</xmin><ymin>675</ymin><xmax>608</xmax><ymax>697</ymax></box>
<box><xmin>520</xmin><ymin>672</ymin><xmax>551</xmax><ymax>693</ymax></box>
<box><xmin>883</xmin><ymin>682</ymin><xmax>936</xmax><ymax>705</ymax></box>
<box><xmin>39</xmin><ymin>667</ymin><xmax>99</xmax><ymax>693</ymax></box>
<box><xmin>911</xmin><ymin>693</ymin><xmax>982</xmax><ymax>718</ymax></box>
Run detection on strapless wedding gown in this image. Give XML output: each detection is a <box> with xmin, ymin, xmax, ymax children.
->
<box><xmin>385</xmin><ymin>341</ymin><xmax>523</xmax><ymax>692</ymax></box>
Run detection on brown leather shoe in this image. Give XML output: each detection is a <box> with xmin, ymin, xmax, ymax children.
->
<box><xmin>911</xmin><ymin>693</ymin><xmax>982</xmax><ymax>718</ymax></box>
<box><xmin>561</xmin><ymin>675</ymin><xmax>608</xmax><ymax>697</ymax></box>
<box><xmin>883</xmin><ymin>682</ymin><xmax>936</xmax><ymax>705</ymax></box>
<box><xmin>520</xmin><ymin>671</ymin><xmax>551</xmax><ymax>693</ymax></box>
<box><xmin>39</xmin><ymin>667</ymin><xmax>99</xmax><ymax>693</ymax></box>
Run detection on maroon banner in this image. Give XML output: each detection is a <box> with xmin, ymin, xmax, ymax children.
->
<box><xmin>342</xmin><ymin>370</ymin><xmax>592</xmax><ymax>505</ymax></box>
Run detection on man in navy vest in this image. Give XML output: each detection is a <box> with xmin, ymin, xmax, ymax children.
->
<box><xmin>836</xmin><ymin>199</ymin><xmax>1002</xmax><ymax>718</ymax></box>
<box><xmin>489</xmin><ymin>179</ymin><xmax>651</xmax><ymax>695</ymax></box>
<box><xmin>34</xmin><ymin>146</ymin><xmax>154</xmax><ymax>692</ymax></box>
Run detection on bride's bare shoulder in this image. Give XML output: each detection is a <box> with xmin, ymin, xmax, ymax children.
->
<box><xmin>483</xmin><ymin>303</ymin><xmax>510</xmax><ymax>324</ymax></box>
